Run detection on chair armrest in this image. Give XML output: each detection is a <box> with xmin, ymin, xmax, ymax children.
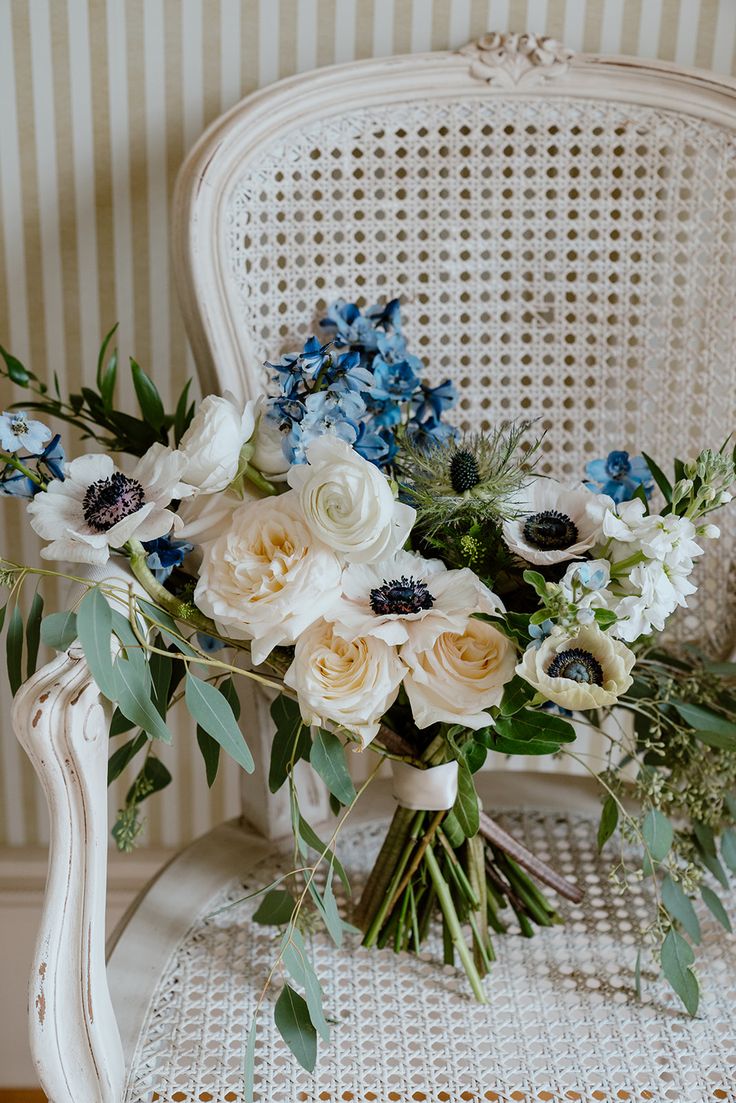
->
<box><xmin>13</xmin><ymin>647</ymin><xmax>125</xmax><ymax>1103</ymax></box>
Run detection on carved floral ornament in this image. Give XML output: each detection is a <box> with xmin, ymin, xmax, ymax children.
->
<box><xmin>459</xmin><ymin>32</ymin><xmax>574</xmax><ymax>88</ymax></box>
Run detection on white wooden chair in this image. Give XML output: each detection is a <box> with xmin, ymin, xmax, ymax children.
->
<box><xmin>13</xmin><ymin>34</ymin><xmax>736</xmax><ymax>1102</ymax></box>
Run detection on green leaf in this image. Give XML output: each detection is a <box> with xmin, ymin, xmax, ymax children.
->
<box><xmin>701</xmin><ymin>885</ymin><xmax>732</xmax><ymax>932</ymax></box>
<box><xmin>642</xmin><ymin>808</ymin><xmax>673</xmax><ymax>865</ymax></box>
<box><xmin>660</xmin><ymin>928</ymin><xmax>699</xmax><ymax>1016</ymax></box>
<box><xmin>274</xmin><ymin>984</ymin><xmax>317</xmax><ymax>1073</ymax></box>
<box><xmin>130</xmin><ymin>358</ymin><xmax>165</xmax><ymax>430</ymax></box>
<box><xmin>269</xmin><ymin>694</ymin><xmax>311</xmax><ymax>793</ymax></box>
<box><xmin>721</xmin><ymin>828</ymin><xmax>736</xmax><ymax>873</ymax></box>
<box><xmin>136</xmin><ymin>599</ymin><xmax>199</xmax><ymax>656</ymax></box>
<box><xmin>252</xmin><ymin>888</ymin><xmax>295</xmax><ymax>925</ymax></box>
<box><xmin>693</xmin><ymin>820</ymin><xmax>717</xmax><ymax>858</ymax></box>
<box><xmin>661</xmin><ymin>875</ymin><xmax>701</xmax><ymax>944</ymax></box>
<box><xmin>149</xmin><ymin>645</ymin><xmax>172</xmax><ymax>719</ymax></box>
<box><xmin>196</xmin><ymin>728</ymin><xmax>221</xmax><ymax>788</ymax></box>
<box><xmin>673</xmin><ymin>701</ymin><xmax>736</xmax><ymax>738</ymax></box>
<box><xmin>522</xmin><ymin>569</ymin><xmax>548</xmax><ymax>598</ymax></box>
<box><xmin>185</xmin><ymin>672</ymin><xmax>254</xmax><ymax>773</ymax></box>
<box><xmin>310</xmin><ymin>729</ymin><xmax>356</xmax><ymax>805</ymax></box>
<box><xmin>498</xmin><ymin>675</ymin><xmax>536</xmax><ymax>717</ymax></box>
<box><xmin>25</xmin><ymin>591</ymin><xmax>44</xmax><ymax>679</ymax></box>
<box><xmin>296</xmin><ymin>812</ymin><xmax>350</xmax><ymax>894</ymax></box>
<box><xmin>173</xmin><ymin>378</ymin><xmax>194</xmax><ymax>445</ymax></box>
<box><xmin>6</xmin><ymin>605</ymin><xmax>23</xmax><ymax>696</ymax></box>
<box><xmin>281</xmin><ymin>929</ymin><xmax>329</xmax><ymax>1042</ymax></box>
<box><xmin>110</xmin><ymin>609</ymin><xmax>150</xmax><ymax>676</ymax></box>
<box><xmin>593</xmin><ymin>608</ymin><xmax>618</xmax><ymax>628</ymax></box>
<box><xmin>40</xmin><ymin>610</ymin><xmax>78</xmax><ymax>651</ymax></box>
<box><xmin>0</xmin><ymin>344</ymin><xmax>31</xmax><ymax>385</ymax></box>
<box><xmin>701</xmin><ymin>851</ymin><xmax>730</xmax><ymax>890</ymax></box>
<box><xmin>109</xmin><ymin>707</ymin><xmax>135</xmax><ymax>737</ymax></box>
<box><xmin>726</xmin><ymin>793</ymin><xmax>736</xmax><ymax>821</ymax></box>
<box><xmin>77</xmin><ymin>588</ymin><xmax>117</xmax><ymax>700</ymax></box>
<box><xmin>125</xmin><ymin>754</ymin><xmax>172</xmax><ymax>804</ymax></box>
<box><xmin>244</xmin><ymin>1020</ymin><xmax>257</xmax><ymax>1103</ymax></box>
<box><xmin>452</xmin><ymin>760</ymin><xmax>479</xmax><ymax>838</ymax></box>
<box><xmin>597</xmin><ymin>795</ymin><xmax>619</xmax><ymax>851</ymax></box>
<box><xmin>108</xmin><ymin>732</ymin><xmax>147</xmax><ymax>785</ymax></box>
<box><xmin>319</xmin><ymin>864</ymin><xmax>344</xmax><ymax>946</ymax></box>
<box><xmin>640</xmin><ymin>451</ymin><xmax>672</xmax><ymax>504</ymax></box>
<box><xmin>692</xmin><ymin>728</ymin><xmax>736</xmax><ymax>751</ymax></box>
<box><xmin>114</xmin><ymin>656</ymin><xmax>173</xmax><ymax>743</ymax></box>
<box><xmin>96</xmin><ymin>323</ymin><xmax>118</xmax><ymax>387</ymax></box>
<box><xmin>494</xmin><ymin>708</ymin><xmax>576</xmax><ymax>746</ymax></box>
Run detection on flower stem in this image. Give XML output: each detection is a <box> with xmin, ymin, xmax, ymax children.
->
<box><xmin>126</xmin><ymin>538</ymin><xmax>220</xmax><ymax>636</ymax></box>
<box><xmin>243</xmin><ymin>463</ymin><xmax>279</xmax><ymax>497</ymax></box>
<box><xmin>0</xmin><ymin>450</ymin><xmax>45</xmax><ymax>487</ymax></box>
<box><xmin>424</xmin><ymin>845</ymin><xmax>487</xmax><ymax>1004</ymax></box>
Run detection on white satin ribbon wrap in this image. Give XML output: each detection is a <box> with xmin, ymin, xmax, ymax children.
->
<box><xmin>391</xmin><ymin>759</ymin><xmax>459</xmax><ymax>811</ymax></box>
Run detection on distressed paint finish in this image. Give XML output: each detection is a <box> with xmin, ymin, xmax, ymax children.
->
<box><xmin>12</xmin><ymin>647</ymin><xmax>124</xmax><ymax>1103</ymax></box>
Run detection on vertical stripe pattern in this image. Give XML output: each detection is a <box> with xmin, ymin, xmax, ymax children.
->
<box><xmin>1</xmin><ymin>0</ymin><xmax>735</xmax><ymax>847</ymax></box>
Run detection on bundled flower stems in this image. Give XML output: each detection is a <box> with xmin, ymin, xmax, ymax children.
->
<box><xmin>1</xmin><ymin>297</ymin><xmax>734</xmax><ymax>1084</ymax></box>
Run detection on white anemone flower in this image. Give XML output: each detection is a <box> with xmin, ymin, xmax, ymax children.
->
<box><xmin>502</xmin><ymin>478</ymin><xmax>613</xmax><ymax>566</ymax></box>
<box><xmin>516</xmin><ymin>623</ymin><xmax>635</xmax><ymax>710</ymax></box>
<box><xmin>325</xmin><ymin>549</ymin><xmax>502</xmax><ymax>647</ymax></box>
<box><xmin>27</xmin><ymin>444</ymin><xmax>192</xmax><ymax>565</ymax></box>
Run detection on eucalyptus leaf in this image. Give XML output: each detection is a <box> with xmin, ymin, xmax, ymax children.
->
<box><xmin>185</xmin><ymin>672</ymin><xmax>253</xmax><ymax>773</ymax></box>
<box><xmin>274</xmin><ymin>984</ymin><xmax>317</xmax><ymax>1073</ymax></box>
<box><xmin>596</xmin><ymin>795</ymin><xmax>619</xmax><ymax>851</ymax></box>
<box><xmin>114</xmin><ymin>655</ymin><xmax>173</xmax><ymax>743</ymax></box>
<box><xmin>673</xmin><ymin>701</ymin><xmax>736</xmax><ymax>738</ymax></box>
<box><xmin>310</xmin><ymin>729</ymin><xmax>356</xmax><ymax>805</ymax></box>
<box><xmin>244</xmin><ymin>1020</ymin><xmax>257</xmax><ymax>1103</ymax></box>
<box><xmin>660</xmin><ymin>928</ymin><xmax>699</xmax><ymax>1016</ymax></box>
<box><xmin>641</xmin><ymin>808</ymin><xmax>673</xmax><ymax>865</ymax></box>
<box><xmin>124</xmin><ymin>754</ymin><xmax>172</xmax><ymax>804</ymax></box>
<box><xmin>269</xmin><ymin>694</ymin><xmax>311</xmax><ymax>793</ymax></box>
<box><xmin>721</xmin><ymin>827</ymin><xmax>736</xmax><ymax>874</ymax></box>
<box><xmin>6</xmin><ymin>605</ymin><xmax>23</xmax><ymax>696</ymax></box>
<box><xmin>281</xmin><ymin>928</ymin><xmax>329</xmax><ymax>1042</ymax></box>
<box><xmin>196</xmin><ymin>728</ymin><xmax>221</xmax><ymax>788</ymax></box>
<box><xmin>296</xmin><ymin>812</ymin><xmax>350</xmax><ymax>893</ymax></box>
<box><xmin>25</xmin><ymin>591</ymin><xmax>44</xmax><ymax>679</ymax></box>
<box><xmin>661</xmin><ymin>875</ymin><xmax>701</xmax><ymax>944</ymax></box>
<box><xmin>452</xmin><ymin>760</ymin><xmax>480</xmax><ymax>838</ymax></box>
<box><xmin>692</xmin><ymin>728</ymin><xmax>736</xmax><ymax>751</ymax></box>
<box><xmin>701</xmin><ymin>885</ymin><xmax>732</xmax><ymax>932</ymax></box>
<box><xmin>77</xmin><ymin>588</ymin><xmax>117</xmax><ymax>700</ymax></box>
<box><xmin>108</xmin><ymin>732</ymin><xmax>147</xmax><ymax>785</ymax></box>
<box><xmin>252</xmin><ymin>888</ymin><xmax>295</xmax><ymax>926</ymax></box>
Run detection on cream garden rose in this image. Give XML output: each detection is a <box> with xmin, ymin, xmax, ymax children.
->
<box><xmin>284</xmin><ymin>619</ymin><xmax>406</xmax><ymax>747</ymax></box>
<box><xmin>193</xmin><ymin>491</ymin><xmax>342</xmax><ymax>664</ymax></box>
<box><xmin>287</xmin><ymin>436</ymin><xmax>415</xmax><ymax>563</ymax></box>
<box><xmin>401</xmin><ymin>614</ymin><xmax>516</xmax><ymax>730</ymax></box>
<box><xmin>179</xmin><ymin>392</ymin><xmax>257</xmax><ymax>494</ymax></box>
<box><xmin>516</xmin><ymin>623</ymin><xmax>635</xmax><ymax>710</ymax></box>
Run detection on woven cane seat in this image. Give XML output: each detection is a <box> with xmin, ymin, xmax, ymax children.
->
<box><xmin>117</xmin><ymin>777</ymin><xmax>736</xmax><ymax>1103</ymax></box>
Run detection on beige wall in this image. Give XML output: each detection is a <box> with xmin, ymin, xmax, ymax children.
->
<box><xmin>1</xmin><ymin>0</ymin><xmax>735</xmax><ymax>849</ymax></box>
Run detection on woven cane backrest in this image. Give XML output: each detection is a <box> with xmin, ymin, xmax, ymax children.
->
<box><xmin>174</xmin><ymin>36</ymin><xmax>736</xmax><ymax>655</ymax></box>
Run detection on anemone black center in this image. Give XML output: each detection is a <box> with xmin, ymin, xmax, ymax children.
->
<box><xmin>523</xmin><ymin>509</ymin><xmax>579</xmax><ymax>550</ymax></box>
<box><xmin>547</xmin><ymin>648</ymin><xmax>604</xmax><ymax>685</ymax></box>
<box><xmin>369</xmin><ymin>576</ymin><xmax>435</xmax><ymax>616</ymax></box>
<box><xmin>449</xmin><ymin>449</ymin><xmax>480</xmax><ymax>494</ymax></box>
<box><xmin>83</xmin><ymin>472</ymin><xmax>145</xmax><ymax>533</ymax></box>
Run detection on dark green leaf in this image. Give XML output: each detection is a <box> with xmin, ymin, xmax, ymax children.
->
<box><xmin>0</xmin><ymin>344</ymin><xmax>31</xmax><ymax>385</ymax></box>
<box><xmin>196</xmin><ymin>728</ymin><xmax>220</xmax><ymax>787</ymax></box>
<box><xmin>149</xmin><ymin>645</ymin><xmax>172</xmax><ymax>719</ymax></box>
<box><xmin>296</xmin><ymin>812</ymin><xmax>350</xmax><ymax>893</ymax></box>
<box><xmin>40</xmin><ymin>608</ymin><xmax>78</xmax><ymax>648</ymax></box>
<box><xmin>252</xmin><ymin>888</ymin><xmax>295</xmax><ymax>925</ymax></box>
<box><xmin>660</xmin><ymin>928</ymin><xmax>699</xmax><ymax>1016</ymax></box>
<box><xmin>701</xmin><ymin>851</ymin><xmax>730</xmax><ymax>890</ymax></box>
<box><xmin>25</xmin><ymin>591</ymin><xmax>44</xmax><ymax>678</ymax></box>
<box><xmin>464</xmin><ymin>739</ymin><xmax>487</xmax><ymax>773</ymax></box>
<box><xmin>108</xmin><ymin>732</ymin><xmax>147</xmax><ymax>785</ymax></box>
<box><xmin>725</xmin><ymin>793</ymin><xmax>736</xmax><ymax>821</ymax></box>
<box><xmin>125</xmin><ymin>754</ymin><xmax>172</xmax><ymax>804</ymax></box>
<box><xmin>269</xmin><ymin>694</ymin><xmax>310</xmax><ymax>793</ymax></box>
<box><xmin>77</xmin><ymin>588</ymin><xmax>117</xmax><ymax>700</ymax></box>
<box><xmin>642</xmin><ymin>808</ymin><xmax>673</xmax><ymax>864</ymax></box>
<box><xmin>110</xmin><ymin>609</ymin><xmax>150</xmax><ymax>678</ymax></box>
<box><xmin>452</xmin><ymin>760</ymin><xmax>479</xmax><ymax>838</ymax></box>
<box><xmin>498</xmin><ymin>675</ymin><xmax>536</xmax><ymax>717</ymax></box>
<box><xmin>522</xmin><ymin>569</ymin><xmax>548</xmax><ymax>598</ymax></box>
<box><xmin>130</xmin><ymin>358</ymin><xmax>165</xmax><ymax>430</ymax></box>
<box><xmin>494</xmin><ymin>708</ymin><xmax>576</xmax><ymax>746</ymax></box>
<box><xmin>692</xmin><ymin>728</ymin><xmax>736</xmax><ymax>751</ymax></box>
<box><xmin>661</xmin><ymin>875</ymin><xmax>701</xmax><ymax>944</ymax></box>
<box><xmin>274</xmin><ymin>984</ymin><xmax>317</xmax><ymax>1073</ymax></box>
<box><xmin>721</xmin><ymin>828</ymin><xmax>736</xmax><ymax>873</ymax></box>
<box><xmin>701</xmin><ymin>885</ymin><xmax>732</xmax><ymax>932</ymax></box>
<box><xmin>114</xmin><ymin>656</ymin><xmax>173</xmax><ymax>743</ymax></box>
<box><xmin>110</xmin><ymin>707</ymin><xmax>135</xmax><ymax>737</ymax></box>
<box><xmin>673</xmin><ymin>701</ymin><xmax>736</xmax><ymax>738</ymax></box>
<box><xmin>6</xmin><ymin>605</ymin><xmax>23</xmax><ymax>696</ymax></box>
<box><xmin>96</xmin><ymin>323</ymin><xmax>118</xmax><ymax>388</ymax></box>
<box><xmin>136</xmin><ymin>599</ymin><xmax>199</xmax><ymax>656</ymax></box>
<box><xmin>640</xmin><ymin>452</ymin><xmax>672</xmax><ymax>504</ymax></box>
<box><xmin>173</xmin><ymin>378</ymin><xmax>194</xmax><ymax>445</ymax></box>
<box><xmin>281</xmin><ymin>928</ymin><xmax>329</xmax><ymax>1042</ymax></box>
<box><xmin>310</xmin><ymin>729</ymin><xmax>356</xmax><ymax>805</ymax></box>
<box><xmin>185</xmin><ymin>672</ymin><xmax>253</xmax><ymax>773</ymax></box>
<box><xmin>693</xmin><ymin>820</ymin><xmax>716</xmax><ymax>858</ymax></box>
<box><xmin>597</xmin><ymin>795</ymin><xmax>619</xmax><ymax>851</ymax></box>
<box><xmin>593</xmin><ymin>608</ymin><xmax>618</xmax><ymax>628</ymax></box>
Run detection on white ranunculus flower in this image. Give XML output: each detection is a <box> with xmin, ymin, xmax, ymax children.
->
<box><xmin>193</xmin><ymin>490</ymin><xmax>342</xmax><ymax>664</ymax></box>
<box><xmin>401</xmin><ymin>615</ymin><xmax>516</xmax><ymax>730</ymax></box>
<box><xmin>502</xmin><ymin>478</ymin><xmax>613</xmax><ymax>566</ymax></box>
<box><xmin>325</xmin><ymin>549</ymin><xmax>502</xmax><ymax>647</ymax></box>
<box><xmin>250</xmin><ymin>400</ymin><xmax>291</xmax><ymax>481</ymax></box>
<box><xmin>517</xmin><ymin>623</ymin><xmax>635</xmax><ymax>710</ymax></box>
<box><xmin>179</xmin><ymin>392</ymin><xmax>257</xmax><ymax>494</ymax></box>
<box><xmin>284</xmin><ymin>619</ymin><xmax>406</xmax><ymax>747</ymax></box>
<box><xmin>27</xmin><ymin>445</ymin><xmax>190</xmax><ymax>565</ymax></box>
<box><xmin>287</xmin><ymin>436</ymin><xmax>415</xmax><ymax>563</ymax></box>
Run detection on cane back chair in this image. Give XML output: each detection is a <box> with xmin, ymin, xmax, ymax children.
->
<box><xmin>13</xmin><ymin>33</ymin><xmax>736</xmax><ymax>1103</ymax></box>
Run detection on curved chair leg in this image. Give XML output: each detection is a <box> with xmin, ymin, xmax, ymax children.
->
<box><xmin>13</xmin><ymin>647</ymin><xmax>125</xmax><ymax>1103</ymax></box>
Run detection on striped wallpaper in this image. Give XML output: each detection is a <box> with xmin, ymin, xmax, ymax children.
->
<box><xmin>1</xmin><ymin>0</ymin><xmax>735</xmax><ymax>849</ymax></box>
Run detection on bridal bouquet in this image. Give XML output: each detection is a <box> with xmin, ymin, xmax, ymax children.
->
<box><xmin>1</xmin><ymin>298</ymin><xmax>735</xmax><ymax>1088</ymax></box>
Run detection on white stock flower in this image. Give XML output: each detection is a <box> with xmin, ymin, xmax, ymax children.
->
<box><xmin>517</xmin><ymin>623</ymin><xmax>635</xmax><ymax>710</ymax></box>
<box><xmin>193</xmin><ymin>490</ymin><xmax>341</xmax><ymax>664</ymax></box>
<box><xmin>610</xmin><ymin>559</ymin><xmax>697</xmax><ymax>642</ymax></box>
<box><xmin>27</xmin><ymin>445</ymin><xmax>189</xmax><ymax>565</ymax></box>
<box><xmin>502</xmin><ymin>478</ymin><xmax>612</xmax><ymax>566</ymax></box>
<box><xmin>287</xmin><ymin>436</ymin><xmax>415</xmax><ymax>563</ymax></box>
<box><xmin>401</xmin><ymin>615</ymin><xmax>516</xmax><ymax>730</ymax></box>
<box><xmin>179</xmin><ymin>392</ymin><xmax>257</xmax><ymax>494</ymax></box>
<box><xmin>284</xmin><ymin>619</ymin><xmax>406</xmax><ymax>747</ymax></box>
<box><xmin>602</xmin><ymin>499</ymin><xmax>704</xmax><ymax>568</ymax></box>
<box><xmin>325</xmin><ymin>549</ymin><xmax>502</xmax><ymax>646</ymax></box>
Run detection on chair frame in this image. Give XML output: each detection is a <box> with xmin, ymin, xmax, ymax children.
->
<box><xmin>12</xmin><ymin>33</ymin><xmax>736</xmax><ymax>1102</ymax></box>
